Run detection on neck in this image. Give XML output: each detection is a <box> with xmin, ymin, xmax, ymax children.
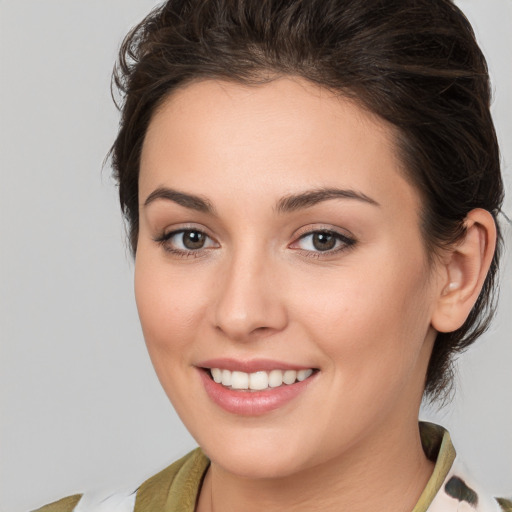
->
<box><xmin>196</xmin><ymin>415</ymin><xmax>434</xmax><ymax>512</ymax></box>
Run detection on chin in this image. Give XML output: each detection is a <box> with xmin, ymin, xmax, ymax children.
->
<box><xmin>199</xmin><ymin>431</ymin><xmax>314</xmax><ymax>480</ymax></box>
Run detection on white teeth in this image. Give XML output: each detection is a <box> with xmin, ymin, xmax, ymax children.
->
<box><xmin>211</xmin><ymin>368</ymin><xmax>222</xmax><ymax>383</ymax></box>
<box><xmin>249</xmin><ymin>371</ymin><xmax>269</xmax><ymax>390</ymax></box>
<box><xmin>209</xmin><ymin>368</ymin><xmax>314</xmax><ymax>390</ymax></box>
<box><xmin>268</xmin><ymin>369</ymin><xmax>283</xmax><ymax>388</ymax></box>
<box><xmin>283</xmin><ymin>370</ymin><xmax>297</xmax><ymax>385</ymax></box>
<box><xmin>297</xmin><ymin>369</ymin><xmax>313</xmax><ymax>381</ymax></box>
<box><xmin>221</xmin><ymin>369</ymin><xmax>232</xmax><ymax>387</ymax></box>
<box><xmin>231</xmin><ymin>371</ymin><xmax>249</xmax><ymax>390</ymax></box>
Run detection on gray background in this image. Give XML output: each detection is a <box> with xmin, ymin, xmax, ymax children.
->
<box><xmin>0</xmin><ymin>1</ymin><xmax>510</xmax><ymax>511</ymax></box>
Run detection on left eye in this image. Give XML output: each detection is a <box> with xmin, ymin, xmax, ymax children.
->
<box><xmin>293</xmin><ymin>231</ymin><xmax>354</xmax><ymax>252</ymax></box>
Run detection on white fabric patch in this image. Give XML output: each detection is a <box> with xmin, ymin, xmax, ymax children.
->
<box><xmin>73</xmin><ymin>489</ymin><xmax>137</xmax><ymax>512</ymax></box>
<box><xmin>427</xmin><ymin>458</ymin><xmax>502</xmax><ymax>512</ymax></box>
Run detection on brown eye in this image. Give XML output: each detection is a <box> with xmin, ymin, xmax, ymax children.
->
<box><xmin>157</xmin><ymin>228</ymin><xmax>218</xmax><ymax>254</ymax></box>
<box><xmin>182</xmin><ymin>230</ymin><xmax>206</xmax><ymax>249</ymax></box>
<box><xmin>312</xmin><ymin>232</ymin><xmax>336</xmax><ymax>251</ymax></box>
<box><xmin>292</xmin><ymin>229</ymin><xmax>356</xmax><ymax>254</ymax></box>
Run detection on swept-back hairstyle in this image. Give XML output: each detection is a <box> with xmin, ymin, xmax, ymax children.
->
<box><xmin>110</xmin><ymin>0</ymin><xmax>503</xmax><ymax>400</ymax></box>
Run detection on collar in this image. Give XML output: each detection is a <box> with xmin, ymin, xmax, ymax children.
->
<box><xmin>134</xmin><ymin>422</ymin><xmax>507</xmax><ymax>512</ymax></box>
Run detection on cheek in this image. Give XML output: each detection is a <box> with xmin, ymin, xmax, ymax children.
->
<box><xmin>134</xmin><ymin>252</ymin><xmax>208</xmax><ymax>362</ymax></box>
<box><xmin>294</xmin><ymin>256</ymin><xmax>433</xmax><ymax>387</ymax></box>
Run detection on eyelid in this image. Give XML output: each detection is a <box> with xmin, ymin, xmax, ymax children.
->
<box><xmin>154</xmin><ymin>222</ymin><xmax>214</xmax><ymax>240</ymax></box>
<box><xmin>291</xmin><ymin>223</ymin><xmax>355</xmax><ymax>242</ymax></box>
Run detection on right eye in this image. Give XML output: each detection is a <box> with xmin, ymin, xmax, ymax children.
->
<box><xmin>156</xmin><ymin>229</ymin><xmax>219</xmax><ymax>255</ymax></box>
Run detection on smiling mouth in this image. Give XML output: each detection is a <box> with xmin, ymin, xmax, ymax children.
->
<box><xmin>205</xmin><ymin>368</ymin><xmax>316</xmax><ymax>391</ymax></box>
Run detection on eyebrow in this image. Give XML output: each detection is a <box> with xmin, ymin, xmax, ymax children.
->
<box><xmin>143</xmin><ymin>186</ymin><xmax>379</xmax><ymax>215</ymax></box>
<box><xmin>143</xmin><ymin>187</ymin><xmax>216</xmax><ymax>214</ymax></box>
<box><xmin>276</xmin><ymin>188</ymin><xmax>380</xmax><ymax>213</ymax></box>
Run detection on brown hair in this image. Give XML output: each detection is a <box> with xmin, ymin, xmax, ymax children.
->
<box><xmin>110</xmin><ymin>0</ymin><xmax>504</xmax><ymax>400</ymax></box>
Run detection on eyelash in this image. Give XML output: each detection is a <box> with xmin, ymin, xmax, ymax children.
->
<box><xmin>154</xmin><ymin>228</ymin><xmax>218</xmax><ymax>258</ymax></box>
<box><xmin>154</xmin><ymin>228</ymin><xmax>356</xmax><ymax>258</ymax></box>
<box><xmin>292</xmin><ymin>230</ymin><xmax>356</xmax><ymax>258</ymax></box>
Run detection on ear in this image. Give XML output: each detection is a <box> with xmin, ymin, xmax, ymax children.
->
<box><xmin>431</xmin><ymin>208</ymin><xmax>497</xmax><ymax>333</ymax></box>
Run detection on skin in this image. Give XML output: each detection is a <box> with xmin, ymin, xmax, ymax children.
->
<box><xmin>135</xmin><ymin>77</ymin><xmax>495</xmax><ymax>512</ymax></box>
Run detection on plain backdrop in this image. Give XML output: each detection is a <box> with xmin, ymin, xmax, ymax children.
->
<box><xmin>0</xmin><ymin>1</ymin><xmax>511</xmax><ymax>511</ymax></box>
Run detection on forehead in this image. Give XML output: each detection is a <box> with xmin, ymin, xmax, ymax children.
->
<box><xmin>139</xmin><ymin>77</ymin><xmax>419</xmax><ymax>216</ymax></box>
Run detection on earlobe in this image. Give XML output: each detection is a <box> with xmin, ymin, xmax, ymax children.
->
<box><xmin>431</xmin><ymin>209</ymin><xmax>496</xmax><ymax>333</ymax></box>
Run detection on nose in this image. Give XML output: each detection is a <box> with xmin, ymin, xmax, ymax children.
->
<box><xmin>212</xmin><ymin>249</ymin><xmax>288</xmax><ymax>342</ymax></box>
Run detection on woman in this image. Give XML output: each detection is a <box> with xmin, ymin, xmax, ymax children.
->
<box><xmin>34</xmin><ymin>0</ymin><xmax>510</xmax><ymax>511</ymax></box>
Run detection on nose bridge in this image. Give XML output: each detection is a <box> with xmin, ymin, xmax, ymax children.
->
<box><xmin>213</xmin><ymin>241</ymin><xmax>287</xmax><ymax>341</ymax></box>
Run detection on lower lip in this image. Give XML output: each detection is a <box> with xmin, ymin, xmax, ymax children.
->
<box><xmin>198</xmin><ymin>369</ymin><xmax>316</xmax><ymax>416</ymax></box>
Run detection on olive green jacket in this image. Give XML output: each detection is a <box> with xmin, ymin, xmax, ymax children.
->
<box><xmin>34</xmin><ymin>423</ymin><xmax>511</xmax><ymax>512</ymax></box>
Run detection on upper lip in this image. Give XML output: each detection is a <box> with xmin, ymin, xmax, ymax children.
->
<box><xmin>196</xmin><ymin>358</ymin><xmax>316</xmax><ymax>373</ymax></box>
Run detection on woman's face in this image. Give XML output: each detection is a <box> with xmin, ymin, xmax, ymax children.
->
<box><xmin>136</xmin><ymin>78</ymin><xmax>442</xmax><ymax>478</ymax></box>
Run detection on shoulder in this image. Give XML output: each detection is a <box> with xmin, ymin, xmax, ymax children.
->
<box><xmin>132</xmin><ymin>448</ymin><xmax>207</xmax><ymax>511</ymax></box>
<box><xmin>31</xmin><ymin>449</ymin><xmax>206</xmax><ymax>512</ymax></box>
<box><xmin>419</xmin><ymin>422</ymin><xmax>511</xmax><ymax>512</ymax></box>
<box><xmin>33</xmin><ymin>495</ymin><xmax>83</xmax><ymax>512</ymax></box>
<box><xmin>32</xmin><ymin>490</ymin><xmax>137</xmax><ymax>512</ymax></box>
<box><xmin>429</xmin><ymin>455</ymin><xmax>512</xmax><ymax>512</ymax></box>
<box><xmin>496</xmin><ymin>498</ymin><xmax>512</xmax><ymax>512</ymax></box>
